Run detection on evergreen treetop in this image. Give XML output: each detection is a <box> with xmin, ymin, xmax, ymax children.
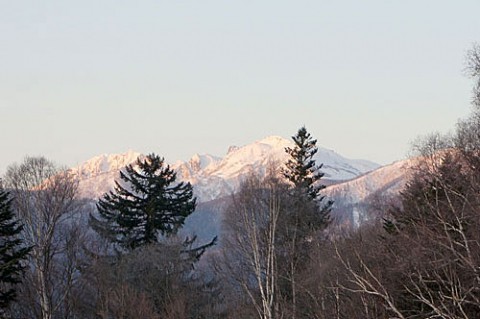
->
<box><xmin>91</xmin><ymin>153</ymin><xmax>196</xmax><ymax>250</ymax></box>
<box><xmin>284</xmin><ymin>126</ymin><xmax>328</xmax><ymax>202</ymax></box>
<box><xmin>282</xmin><ymin>126</ymin><xmax>333</xmax><ymax>231</ymax></box>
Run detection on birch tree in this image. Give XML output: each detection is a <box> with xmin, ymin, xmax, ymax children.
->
<box><xmin>4</xmin><ymin>157</ymin><xmax>85</xmax><ymax>319</ymax></box>
<box><xmin>223</xmin><ymin>167</ymin><xmax>285</xmax><ymax>319</ymax></box>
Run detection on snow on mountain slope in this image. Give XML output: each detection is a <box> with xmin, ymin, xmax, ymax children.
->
<box><xmin>174</xmin><ymin>136</ymin><xmax>380</xmax><ymax>201</ymax></box>
<box><xmin>74</xmin><ymin>136</ymin><xmax>380</xmax><ymax>202</ymax></box>
<box><xmin>218</xmin><ymin>136</ymin><xmax>380</xmax><ymax>181</ymax></box>
<box><xmin>72</xmin><ymin>151</ymin><xmax>142</xmax><ymax>199</ymax></box>
<box><xmin>322</xmin><ymin>157</ymin><xmax>417</xmax><ymax>228</ymax></box>
<box><xmin>323</xmin><ymin>158</ymin><xmax>414</xmax><ymax>205</ymax></box>
<box><xmin>73</xmin><ymin>150</ymin><xmax>141</xmax><ymax>178</ymax></box>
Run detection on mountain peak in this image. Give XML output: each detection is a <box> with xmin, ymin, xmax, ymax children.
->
<box><xmin>227</xmin><ymin>145</ymin><xmax>239</xmax><ymax>154</ymax></box>
<box><xmin>72</xmin><ymin>150</ymin><xmax>141</xmax><ymax>178</ymax></box>
<box><xmin>186</xmin><ymin>153</ymin><xmax>220</xmax><ymax>173</ymax></box>
<box><xmin>257</xmin><ymin>135</ymin><xmax>291</xmax><ymax>147</ymax></box>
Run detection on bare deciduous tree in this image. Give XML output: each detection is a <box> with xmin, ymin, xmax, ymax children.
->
<box><xmin>466</xmin><ymin>43</ymin><xmax>480</xmax><ymax>107</ymax></box>
<box><xmin>329</xmin><ymin>144</ymin><xmax>480</xmax><ymax>318</ymax></box>
<box><xmin>4</xmin><ymin>157</ymin><xmax>86</xmax><ymax>319</ymax></box>
<box><xmin>221</xmin><ymin>167</ymin><xmax>285</xmax><ymax>319</ymax></box>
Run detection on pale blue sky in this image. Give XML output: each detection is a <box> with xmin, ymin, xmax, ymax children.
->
<box><xmin>1</xmin><ymin>1</ymin><xmax>479</xmax><ymax>174</ymax></box>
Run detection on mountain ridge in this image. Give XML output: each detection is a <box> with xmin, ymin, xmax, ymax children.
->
<box><xmin>73</xmin><ymin>135</ymin><xmax>381</xmax><ymax>202</ymax></box>
<box><xmin>67</xmin><ymin>136</ymin><xmax>416</xmax><ymax>240</ymax></box>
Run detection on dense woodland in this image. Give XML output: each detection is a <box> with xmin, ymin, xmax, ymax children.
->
<box><xmin>1</xmin><ymin>46</ymin><xmax>480</xmax><ymax>319</ymax></box>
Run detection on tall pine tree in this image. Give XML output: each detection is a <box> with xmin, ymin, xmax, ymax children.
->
<box><xmin>0</xmin><ymin>184</ymin><xmax>30</xmax><ymax>310</ymax></box>
<box><xmin>91</xmin><ymin>153</ymin><xmax>196</xmax><ymax>250</ymax></box>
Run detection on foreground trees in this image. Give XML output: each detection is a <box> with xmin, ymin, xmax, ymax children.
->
<box><xmin>334</xmin><ymin>43</ymin><xmax>480</xmax><ymax>319</ymax></box>
<box><xmin>222</xmin><ymin>168</ymin><xmax>286</xmax><ymax>319</ymax></box>
<box><xmin>80</xmin><ymin>238</ymin><xmax>221</xmax><ymax>319</ymax></box>
<box><xmin>327</xmin><ymin>149</ymin><xmax>480</xmax><ymax>318</ymax></box>
<box><xmin>87</xmin><ymin>153</ymin><xmax>218</xmax><ymax>318</ymax></box>
<box><xmin>0</xmin><ymin>184</ymin><xmax>30</xmax><ymax>313</ymax></box>
<box><xmin>283</xmin><ymin>133</ymin><xmax>480</xmax><ymax>318</ymax></box>
<box><xmin>308</xmin><ymin>108</ymin><xmax>480</xmax><ymax>318</ymax></box>
<box><xmin>4</xmin><ymin>157</ymin><xmax>86</xmax><ymax>319</ymax></box>
<box><xmin>221</xmin><ymin>127</ymin><xmax>333</xmax><ymax>319</ymax></box>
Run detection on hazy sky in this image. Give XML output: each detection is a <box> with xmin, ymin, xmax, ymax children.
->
<box><xmin>1</xmin><ymin>1</ymin><xmax>479</xmax><ymax>174</ymax></box>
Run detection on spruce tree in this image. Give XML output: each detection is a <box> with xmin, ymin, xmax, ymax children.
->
<box><xmin>283</xmin><ymin>126</ymin><xmax>332</xmax><ymax>229</ymax></box>
<box><xmin>91</xmin><ymin>153</ymin><xmax>196</xmax><ymax>250</ymax></box>
<box><xmin>0</xmin><ymin>184</ymin><xmax>30</xmax><ymax>310</ymax></box>
<box><xmin>279</xmin><ymin>127</ymin><xmax>332</xmax><ymax>318</ymax></box>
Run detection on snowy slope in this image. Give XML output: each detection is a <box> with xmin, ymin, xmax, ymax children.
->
<box><xmin>173</xmin><ymin>136</ymin><xmax>380</xmax><ymax>201</ymax></box>
<box><xmin>73</xmin><ymin>136</ymin><xmax>380</xmax><ymax>202</ymax></box>
<box><xmin>72</xmin><ymin>151</ymin><xmax>142</xmax><ymax>199</ymax></box>
<box><xmin>323</xmin><ymin>158</ymin><xmax>415</xmax><ymax>205</ymax></box>
<box><xmin>322</xmin><ymin>157</ymin><xmax>417</xmax><ymax>227</ymax></box>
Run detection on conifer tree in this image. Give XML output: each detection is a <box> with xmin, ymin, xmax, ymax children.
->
<box><xmin>279</xmin><ymin>127</ymin><xmax>332</xmax><ymax>318</ymax></box>
<box><xmin>91</xmin><ymin>153</ymin><xmax>196</xmax><ymax>250</ymax></box>
<box><xmin>0</xmin><ymin>184</ymin><xmax>30</xmax><ymax>310</ymax></box>
<box><xmin>283</xmin><ymin>126</ymin><xmax>332</xmax><ymax>228</ymax></box>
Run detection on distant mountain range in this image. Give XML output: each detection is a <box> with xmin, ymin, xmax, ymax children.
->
<box><xmin>71</xmin><ymin>136</ymin><xmax>414</xmax><ymax>241</ymax></box>
<box><xmin>73</xmin><ymin>136</ymin><xmax>381</xmax><ymax>202</ymax></box>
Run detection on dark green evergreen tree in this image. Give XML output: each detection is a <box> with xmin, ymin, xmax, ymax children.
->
<box><xmin>278</xmin><ymin>127</ymin><xmax>333</xmax><ymax>318</ymax></box>
<box><xmin>0</xmin><ymin>184</ymin><xmax>30</xmax><ymax>310</ymax></box>
<box><xmin>283</xmin><ymin>126</ymin><xmax>332</xmax><ymax>229</ymax></box>
<box><xmin>91</xmin><ymin>153</ymin><xmax>196</xmax><ymax>250</ymax></box>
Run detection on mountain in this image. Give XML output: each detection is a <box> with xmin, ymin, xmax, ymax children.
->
<box><xmin>73</xmin><ymin>136</ymin><xmax>380</xmax><ymax>202</ymax></box>
<box><xmin>323</xmin><ymin>158</ymin><xmax>415</xmax><ymax>228</ymax></box>
<box><xmin>324</xmin><ymin>158</ymin><xmax>413</xmax><ymax>206</ymax></box>
<box><xmin>69</xmin><ymin>136</ymin><xmax>416</xmax><ymax>243</ymax></box>
<box><xmin>172</xmin><ymin>136</ymin><xmax>381</xmax><ymax>201</ymax></box>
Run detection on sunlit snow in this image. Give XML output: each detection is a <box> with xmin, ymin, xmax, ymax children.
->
<box><xmin>73</xmin><ymin>136</ymin><xmax>381</xmax><ymax>202</ymax></box>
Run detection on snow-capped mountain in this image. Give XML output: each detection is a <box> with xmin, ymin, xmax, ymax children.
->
<box><xmin>173</xmin><ymin>136</ymin><xmax>380</xmax><ymax>201</ymax></box>
<box><xmin>323</xmin><ymin>157</ymin><xmax>416</xmax><ymax>228</ymax></box>
<box><xmin>68</xmin><ymin>137</ymin><xmax>418</xmax><ymax>240</ymax></box>
<box><xmin>324</xmin><ymin>158</ymin><xmax>414</xmax><ymax>205</ymax></box>
<box><xmin>72</xmin><ymin>150</ymin><xmax>142</xmax><ymax>200</ymax></box>
<box><xmin>73</xmin><ymin>136</ymin><xmax>380</xmax><ymax>202</ymax></box>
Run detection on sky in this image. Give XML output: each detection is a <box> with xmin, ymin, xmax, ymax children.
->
<box><xmin>1</xmin><ymin>1</ymin><xmax>479</xmax><ymax>175</ymax></box>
